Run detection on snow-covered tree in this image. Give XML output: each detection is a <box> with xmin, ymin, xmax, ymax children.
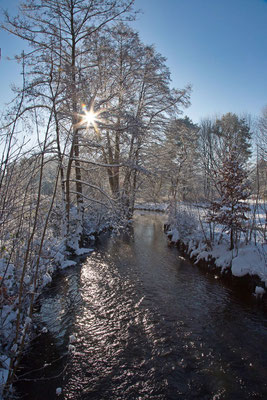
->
<box><xmin>1</xmin><ymin>0</ymin><xmax>135</xmax><ymax>239</ymax></box>
<box><xmin>207</xmin><ymin>148</ymin><xmax>251</xmax><ymax>250</ymax></box>
<box><xmin>197</xmin><ymin>113</ymin><xmax>252</xmax><ymax>202</ymax></box>
<box><xmin>257</xmin><ymin>105</ymin><xmax>267</xmax><ymax>162</ymax></box>
<box><xmin>1</xmin><ymin>1</ymin><xmax>136</xmax><ymax>394</ymax></box>
<box><xmin>164</xmin><ymin>117</ymin><xmax>199</xmax><ymax>202</ymax></box>
<box><xmin>81</xmin><ymin>23</ymin><xmax>191</xmax><ymax>215</ymax></box>
<box><xmin>213</xmin><ymin>113</ymin><xmax>252</xmax><ymax>164</ymax></box>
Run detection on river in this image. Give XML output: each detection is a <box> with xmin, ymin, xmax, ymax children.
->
<box><xmin>16</xmin><ymin>213</ymin><xmax>267</xmax><ymax>399</ymax></box>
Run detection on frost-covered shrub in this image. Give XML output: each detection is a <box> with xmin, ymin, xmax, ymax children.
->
<box><xmin>167</xmin><ymin>203</ymin><xmax>199</xmax><ymax>240</ymax></box>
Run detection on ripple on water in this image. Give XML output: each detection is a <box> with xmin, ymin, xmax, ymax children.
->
<box><xmin>16</xmin><ymin>214</ymin><xmax>267</xmax><ymax>400</ymax></box>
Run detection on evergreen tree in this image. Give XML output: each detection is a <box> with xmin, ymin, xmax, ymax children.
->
<box><xmin>207</xmin><ymin>148</ymin><xmax>250</xmax><ymax>250</ymax></box>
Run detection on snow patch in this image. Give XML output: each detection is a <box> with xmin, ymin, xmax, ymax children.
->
<box><xmin>0</xmin><ymin>356</ymin><xmax>10</xmax><ymax>399</ymax></box>
<box><xmin>69</xmin><ymin>334</ymin><xmax>76</xmax><ymax>344</ymax></box>
<box><xmin>254</xmin><ymin>286</ymin><xmax>265</xmax><ymax>296</ymax></box>
<box><xmin>167</xmin><ymin>202</ymin><xmax>267</xmax><ymax>292</ymax></box>
<box><xmin>42</xmin><ymin>272</ymin><xmax>52</xmax><ymax>287</ymax></box>
<box><xmin>75</xmin><ymin>248</ymin><xmax>94</xmax><ymax>256</ymax></box>
<box><xmin>60</xmin><ymin>260</ymin><xmax>77</xmax><ymax>269</ymax></box>
<box><xmin>135</xmin><ymin>202</ymin><xmax>168</xmax><ymax>212</ymax></box>
<box><xmin>68</xmin><ymin>344</ymin><xmax>75</xmax><ymax>352</ymax></box>
<box><xmin>169</xmin><ymin>228</ymin><xmax>179</xmax><ymax>243</ymax></box>
<box><xmin>231</xmin><ymin>245</ymin><xmax>266</xmax><ymax>280</ymax></box>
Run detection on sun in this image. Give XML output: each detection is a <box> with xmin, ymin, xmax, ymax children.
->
<box><xmin>82</xmin><ymin>109</ymin><xmax>96</xmax><ymax>127</ymax></box>
<box><xmin>77</xmin><ymin>103</ymin><xmax>104</xmax><ymax>136</ymax></box>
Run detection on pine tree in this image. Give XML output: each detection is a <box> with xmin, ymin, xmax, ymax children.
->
<box><xmin>207</xmin><ymin>148</ymin><xmax>250</xmax><ymax>250</ymax></box>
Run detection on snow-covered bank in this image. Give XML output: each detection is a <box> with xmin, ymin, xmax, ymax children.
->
<box><xmin>0</xmin><ymin>217</ymin><xmax>106</xmax><ymax>399</ymax></box>
<box><xmin>166</xmin><ymin>202</ymin><xmax>267</xmax><ymax>299</ymax></box>
<box><xmin>0</xmin><ymin>196</ymin><xmax>132</xmax><ymax>398</ymax></box>
<box><xmin>168</xmin><ymin>232</ymin><xmax>266</xmax><ymax>289</ymax></box>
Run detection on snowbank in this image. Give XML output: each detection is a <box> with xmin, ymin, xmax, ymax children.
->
<box><xmin>166</xmin><ymin>202</ymin><xmax>267</xmax><ymax>294</ymax></box>
<box><xmin>169</xmin><ymin>231</ymin><xmax>267</xmax><ymax>292</ymax></box>
<box><xmin>231</xmin><ymin>245</ymin><xmax>267</xmax><ymax>285</ymax></box>
<box><xmin>0</xmin><ymin>237</ymin><xmax>96</xmax><ymax>398</ymax></box>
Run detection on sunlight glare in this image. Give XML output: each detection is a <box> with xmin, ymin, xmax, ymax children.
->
<box><xmin>78</xmin><ymin>103</ymin><xmax>105</xmax><ymax>136</ymax></box>
<box><xmin>83</xmin><ymin>110</ymin><xmax>96</xmax><ymax>126</ymax></box>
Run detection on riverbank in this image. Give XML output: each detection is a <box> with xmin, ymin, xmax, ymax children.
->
<box><xmin>1</xmin><ymin>206</ymin><xmax>266</xmax><ymax>397</ymax></box>
<box><xmin>0</xmin><ymin>219</ymin><xmax>108</xmax><ymax>399</ymax></box>
<box><xmin>13</xmin><ymin>213</ymin><xmax>267</xmax><ymax>400</ymax></box>
<box><xmin>166</xmin><ymin>227</ymin><xmax>267</xmax><ymax>305</ymax></box>
<box><xmin>135</xmin><ymin>202</ymin><xmax>266</xmax><ymax>299</ymax></box>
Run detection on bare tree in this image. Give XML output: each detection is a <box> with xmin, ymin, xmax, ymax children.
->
<box><xmin>80</xmin><ymin>24</ymin><xmax>190</xmax><ymax>215</ymax></box>
<box><xmin>2</xmin><ymin>0</ymin><xmax>135</xmax><ymax>241</ymax></box>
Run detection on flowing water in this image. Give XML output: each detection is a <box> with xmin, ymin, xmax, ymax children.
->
<box><xmin>16</xmin><ymin>213</ymin><xmax>267</xmax><ymax>399</ymax></box>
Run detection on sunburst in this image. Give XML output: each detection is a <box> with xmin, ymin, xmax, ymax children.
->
<box><xmin>77</xmin><ymin>103</ymin><xmax>105</xmax><ymax>136</ymax></box>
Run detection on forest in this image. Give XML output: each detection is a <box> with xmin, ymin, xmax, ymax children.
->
<box><xmin>0</xmin><ymin>0</ymin><xmax>266</xmax><ymax>398</ymax></box>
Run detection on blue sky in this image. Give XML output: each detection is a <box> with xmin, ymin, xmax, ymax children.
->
<box><xmin>131</xmin><ymin>0</ymin><xmax>267</xmax><ymax>122</ymax></box>
<box><xmin>0</xmin><ymin>0</ymin><xmax>267</xmax><ymax>123</ymax></box>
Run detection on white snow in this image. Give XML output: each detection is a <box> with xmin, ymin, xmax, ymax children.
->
<box><xmin>1</xmin><ymin>306</ymin><xmax>17</xmax><ymax>341</ymax></box>
<box><xmin>11</xmin><ymin>344</ymin><xmax>18</xmax><ymax>353</ymax></box>
<box><xmin>167</xmin><ymin>202</ymin><xmax>267</xmax><ymax>293</ymax></box>
<box><xmin>60</xmin><ymin>260</ymin><xmax>77</xmax><ymax>269</ymax></box>
<box><xmin>0</xmin><ymin>260</ymin><xmax>15</xmax><ymax>291</ymax></box>
<box><xmin>194</xmin><ymin>250</ymin><xmax>210</xmax><ymax>263</ymax></box>
<box><xmin>68</xmin><ymin>344</ymin><xmax>75</xmax><ymax>352</ymax></box>
<box><xmin>135</xmin><ymin>202</ymin><xmax>168</xmax><ymax>212</ymax></box>
<box><xmin>255</xmin><ymin>286</ymin><xmax>265</xmax><ymax>296</ymax></box>
<box><xmin>0</xmin><ymin>356</ymin><xmax>10</xmax><ymax>399</ymax></box>
<box><xmin>25</xmin><ymin>317</ymin><xmax>32</xmax><ymax>326</ymax></box>
<box><xmin>24</xmin><ymin>275</ymin><xmax>31</xmax><ymax>284</ymax></box>
<box><xmin>75</xmin><ymin>248</ymin><xmax>94</xmax><ymax>256</ymax></box>
<box><xmin>69</xmin><ymin>334</ymin><xmax>76</xmax><ymax>344</ymax></box>
<box><xmin>56</xmin><ymin>387</ymin><xmax>62</xmax><ymax>396</ymax></box>
<box><xmin>210</xmin><ymin>244</ymin><xmax>233</xmax><ymax>270</ymax></box>
<box><xmin>169</xmin><ymin>228</ymin><xmax>179</xmax><ymax>243</ymax></box>
<box><xmin>231</xmin><ymin>245</ymin><xmax>267</xmax><ymax>283</ymax></box>
<box><xmin>42</xmin><ymin>272</ymin><xmax>52</xmax><ymax>287</ymax></box>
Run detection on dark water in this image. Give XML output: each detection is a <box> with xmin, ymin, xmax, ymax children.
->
<box><xmin>17</xmin><ymin>213</ymin><xmax>267</xmax><ymax>399</ymax></box>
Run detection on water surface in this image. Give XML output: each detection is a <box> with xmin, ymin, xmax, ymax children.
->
<box><xmin>17</xmin><ymin>213</ymin><xmax>267</xmax><ymax>399</ymax></box>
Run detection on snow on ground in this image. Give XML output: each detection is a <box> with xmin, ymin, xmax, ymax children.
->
<box><xmin>134</xmin><ymin>201</ymin><xmax>266</xmax><ymax>288</ymax></box>
<box><xmin>60</xmin><ymin>260</ymin><xmax>77</xmax><ymax>269</ymax></box>
<box><xmin>231</xmin><ymin>244</ymin><xmax>267</xmax><ymax>284</ymax></box>
<box><xmin>135</xmin><ymin>201</ymin><xmax>266</xmax><ymax>289</ymax></box>
<box><xmin>0</xmin><ymin>201</ymin><xmax>265</xmax><ymax>396</ymax></box>
<box><xmin>0</xmin><ymin>355</ymin><xmax>9</xmax><ymax>398</ymax></box>
<box><xmin>0</xmin><ymin>232</ymin><xmax>98</xmax><ymax>398</ymax></box>
<box><xmin>167</xmin><ymin>201</ymin><xmax>267</xmax><ymax>290</ymax></box>
<box><xmin>75</xmin><ymin>248</ymin><xmax>94</xmax><ymax>256</ymax></box>
<box><xmin>189</xmin><ymin>239</ymin><xmax>267</xmax><ymax>285</ymax></box>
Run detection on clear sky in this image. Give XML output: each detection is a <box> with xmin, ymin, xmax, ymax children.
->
<box><xmin>131</xmin><ymin>0</ymin><xmax>267</xmax><ymax>122</ymax></box>
<box><xmin>0</xmin><ymin>0</ymin><xmax>267</xmax><ymax>123</ymax></box>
